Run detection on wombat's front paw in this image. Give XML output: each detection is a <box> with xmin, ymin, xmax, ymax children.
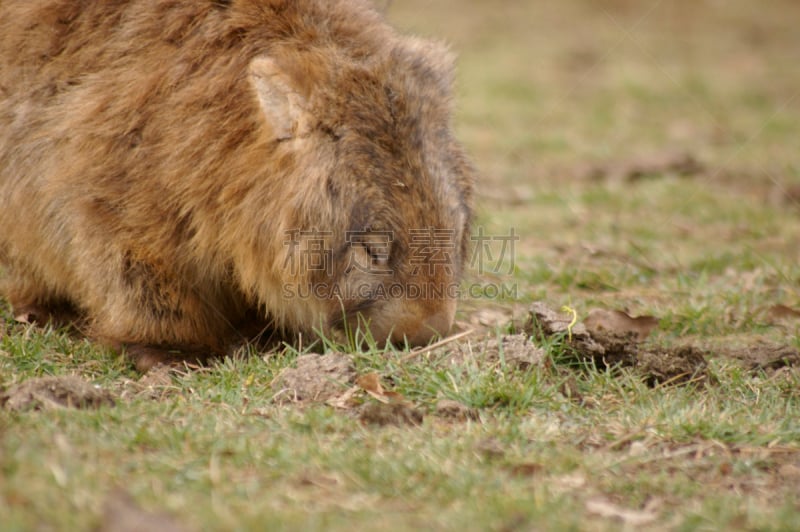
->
<box><xmin>11</xmin><ymin>301</ymin><xmax>79</xmax><ymax>328</ymax></box>
<box><xmin>125</xmin><ymin>344</ymin><xmax>217</xmax><ymax>373</ymax></box>
<box><xmin>12</xmin><ymin>304</ymin><xmax>49</xmax><ymax>325</ymax></box>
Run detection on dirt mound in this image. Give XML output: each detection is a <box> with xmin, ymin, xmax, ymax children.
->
<box><xmin>526</xmin><ymin>303</ymin><xmax>709</xmax><ymax>385</ymax></box>
<box><xmin>1</xmin><ymin>375</ymin><xmax>115</xmax><ymax>411</ymax></box>
<box><xmin>526</xmin><ymin>303</ymin><xmax>631</xmax><ymax>365</ymax></box>
<box><xmin>637</xmin><ymin>345</ymin><xmax>709</xmax><ymax>386</ymax></box>
<box><xmin>271</xmin><ymin>352</ymin><xmax>356</xmax><ymax>403</ymax></box>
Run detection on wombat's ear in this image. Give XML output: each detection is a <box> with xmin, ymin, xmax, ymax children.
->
<box><xmin>396</xmin><ymin>37</ymin><xmax>456</xmax><ymax>99</ymax></box>
<box><xmin>248</xmin><ymin>56</ymin><xmax>307</xmax><ymax>141</ymax></box>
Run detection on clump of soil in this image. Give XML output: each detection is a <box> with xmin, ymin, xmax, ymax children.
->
<box><xmin>1</xmin><ymin>375</ymin><xmax>115</xmax><ymax>411</ymax></box>
<box><xmin>637</xmin><ymin>345</ymin><xmax>709</xmax><ymax>386</ymax></box>
<box><xmin>271</xmin><ymin>352</ymin><xmax>356</xmax><ymax>403</ymax></box>
<box><xmin>526</xmin><ymin>302</ymin><xmax>620</xmax><ymax>362</ymax></box>
<box><xmin>526</xmin><ymin>302</ymin><xmax>709</xmax><ymax>385</ymax></box>
<box><xmin>358</xmin><ymin>402</ymin><xmax>424</xmax><ymax>427</ymax></box>
<box><xmin>584</xmin><ymin>309</ymin><xmax>659</xmax><ymax>341</ymax></box>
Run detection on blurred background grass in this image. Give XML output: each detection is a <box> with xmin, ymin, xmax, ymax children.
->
<box><xmin>389</xmin><ymin>0</ymin><xmax>800</xmax><ymax>342</ymax></box>
<box><xmin>390</xmin><ymin>0</ymin><xmax>800</xmax><ymax>173</ymax></box>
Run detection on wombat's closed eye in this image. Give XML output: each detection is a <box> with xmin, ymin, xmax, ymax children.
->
<box><xmin>0</xmin><ymin>0</ymin><xmax>475</xmax><ymax>371</ymax></box>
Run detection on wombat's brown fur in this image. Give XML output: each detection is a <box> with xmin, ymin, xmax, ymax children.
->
<box><xmin>0</xmin><ymin>0</ymin><xmax>474</xmax><ymax>371</ymax></box>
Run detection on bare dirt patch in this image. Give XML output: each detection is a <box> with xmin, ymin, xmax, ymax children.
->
<box><xmin>271</xmin><ymin>352</ymin><xmax>356</xmax><ymax>404</ymax></box>
<box><xmin>1</xmin><ymin>375</ymin><xmax>115</xmax><ymax>412</ymax></box>
<box><xmin>269</xmin><ymin>355</ymin><xmax>428</xmax><ymax>425</ymax></box>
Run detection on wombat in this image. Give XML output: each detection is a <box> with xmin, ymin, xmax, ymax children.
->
<box><xmin>0</xmin><ymin>0</ymin><xmax>474</xmax><ymax>371</ymax></box>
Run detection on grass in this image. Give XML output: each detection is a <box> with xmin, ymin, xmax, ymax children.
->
<box><xmin>3</xmin><ymin>0</ymin><xmax>800</xmax><ymax>530</ymax></box>
<box><xmin>3</xmin><ymin>330</ymin><xmax>799</xmax><ymax>530</ymax></box>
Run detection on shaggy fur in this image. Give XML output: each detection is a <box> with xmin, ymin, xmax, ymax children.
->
<box><xmin>0</xmin><ymin>0</ymin><xmax>474</xmax><ymax>370</ymax></box>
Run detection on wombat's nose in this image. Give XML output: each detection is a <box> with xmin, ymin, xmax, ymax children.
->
<box><xmin>399</xmin><ymin>302</ymin><xmax>457</xmax><ymax>347</ymax></box>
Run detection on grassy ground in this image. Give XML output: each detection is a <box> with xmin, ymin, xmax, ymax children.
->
<box><xmin>2</xmin><ymin>0</ymin><xmax>800</xmax><ymax>530</ymax></box>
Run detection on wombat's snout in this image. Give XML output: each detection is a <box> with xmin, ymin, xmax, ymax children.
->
<box><xmin>384</xmin><ymin>298</ymin><xmax>457</xmax><ymax>347</ymax></box>
<box><xmin>331</xmin><ymin>296</ymin><xmax>456</xmax><ymax>348</ymax></box>
<box><xmin>395</xmin><ymin>304</ymin><xmax>456</xmax><ymax>346</ymax></box>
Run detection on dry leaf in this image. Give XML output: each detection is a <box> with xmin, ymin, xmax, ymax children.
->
<box><xmin>584</xmin><ymin>309</ymin><xmax>659</xmax><ymax>341</ymax></box>
<box><xmin>585</xmin><ymin>498</ymin><xmax>657</xmax><ymax>526</ymax></box>
<box><xmin>356</xmin><ymin>373</ymin><xmax>387</xmax><ymax>403</ymax></box>
<box><xmin>356</xmin><ymin>373</ymin><xmax>385</xmax><ymax>396</ymax></box>
<box><xmin>356</xmin><ymin>373</ymin><xmax>407</xmax><ymax>404</ymax></box>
